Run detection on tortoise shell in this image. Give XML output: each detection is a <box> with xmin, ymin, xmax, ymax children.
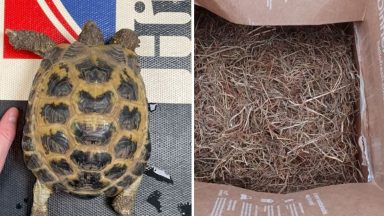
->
<box><xmin>21</xmin><ymin>41</ymin><xmax>150</xmax><ymax>198</ymax></box>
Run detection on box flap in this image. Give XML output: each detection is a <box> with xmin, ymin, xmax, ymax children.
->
<box><xmin>195</xmin><ymin>0</ymin><xmax>366</xmax><ymax>25</ymax></box>
<box><xmin>195</xmin><ymin>182</ymin><xmax>384</xmax><ymax>216</ymax></box>
<box><xmin>354</xmin><ymin>0</ymin><xmax>384</xmax><ymax>188</ymax></box>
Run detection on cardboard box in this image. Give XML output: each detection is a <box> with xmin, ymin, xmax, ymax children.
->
<box><xmin>194</xmin><ymin>0</ymin><xmax>384</xmax><ymax>215</ymax></box>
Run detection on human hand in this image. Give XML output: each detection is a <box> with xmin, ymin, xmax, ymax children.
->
<box><xmin>0</xmin><ymin>107</ymin><xmax>19</xmax><ymax>173</ymax></box>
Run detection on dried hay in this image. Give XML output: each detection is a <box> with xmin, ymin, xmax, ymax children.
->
<box><xmin>194</xmin><ymin>8</ymin><xmax>362</xmax><ymax>193</ymax></box>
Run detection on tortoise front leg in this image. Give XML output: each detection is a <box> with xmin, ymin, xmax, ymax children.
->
<box><xmin>6</xmin><ymin>30</ymin><xmax>56</xmax><ymax>57</ymax></box>
<box><xmin>78</xmin><ymin>21</ymin><xmax>104</xmax><ymax>46</ymax></box>
<box><xmin>112</xmin><ymin>176</ymin><xmax>143</xmax><ymax>216</ymax></box>
<box><xmin>31</xmin><ymin>180</ymin><xmax>52</xmax><ymax>216</ymax></box>
<box><xmin>110</xmin><ymin>29</ymin><xmax>140</xmax><ymax>51</ymax></box>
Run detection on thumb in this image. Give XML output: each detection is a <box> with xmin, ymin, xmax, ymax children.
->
<box><xmin>0</xmin><ymin>107</ymin><xmax>19</xmax><ymax>173</ymax></box>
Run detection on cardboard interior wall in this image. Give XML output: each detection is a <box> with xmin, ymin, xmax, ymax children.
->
<box><xmin>195</xmin><ymin>0</ymin><xmax>366</xmax><ymax>25</ymax></box>
<box><xmin>194</xmin><ymin>0</ymin><xmax>384</xmax><ymax>215</ymax></box>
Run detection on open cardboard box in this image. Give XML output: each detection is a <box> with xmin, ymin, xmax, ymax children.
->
<box><xmin>194</xmin><ymin>0</ymin><xmax>384</xmax><ymax>215</ymax></box>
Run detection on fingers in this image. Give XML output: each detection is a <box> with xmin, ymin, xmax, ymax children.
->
<box><xmin>0</xmin><ymin>107</ymin><xmax>19</xmax><ymax>172</ymax></box>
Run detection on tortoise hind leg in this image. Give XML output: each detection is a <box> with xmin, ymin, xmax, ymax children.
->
<box><xmin>31</xmin><ymin>180</ymin><xmax>52</xmax><ymax>216</ymax></box>
<box><xmin>112</xmin><ymin>176</ymin><xmax>143</xmax><ymax>216</ymax></box>
<box><xmin>6</xmin><ymin>30</ymin><xmax>56</xmax><ymax>57</ymax></box>
<box><xmin>110</xmin><ymin>29</ymin><xmax>140</xmax><ymax>51</ymax></box>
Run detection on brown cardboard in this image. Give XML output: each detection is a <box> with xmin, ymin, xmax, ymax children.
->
<box><xmin>355</xmin><ymin>0</ymin><xmax>384</xmax><ymax>189</ymax></box>
<box><xmin>194</xmin><ymin>0</ymin><xmax>384</xmax><ymax>215</ymax></box>
<box><xmin>195</xmin><ymin>182</ymin><xmax>384</xmax><ymax>216</ymax></box>
<box><xmin>195</xmin><ymin>0</ymin><xmax>366</xmax><ymax>25</ymax></box>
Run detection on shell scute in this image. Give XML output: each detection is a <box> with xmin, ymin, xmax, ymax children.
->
<box><xmin>104</xmin><ymin>164</ymin><xmax>127</xmax><ymax>180</ymax></box>
<box><xmin>41</xmin><ymin>103</ymin><xmax>69</xmax><ymax>124</ymax></box>
<box><xmin>76</xmin><ymin>58</ymin><xmax>113</xmax><ymax>83</ymax></box>
<box><xmin>114</xmin><ymin>137</ymin><xmax>137</xmax><ymax>159</ymax></box>
<box><xmin>71</xmin><ymin>122</ymin><xmax>114</xmax><ymax>146</ymax></box>
<box><xmin>47</xmin><ymin>74</ymin><xmax>73</xmax><ymax>97</ymax></box>
<box><xmin>119</xmin><ymin>106</ymin><xmax>141</xmax><ymax>130</ymax></box>
<box><xmin>78</xmin><ymin>90</ymin><xmax>113</xmax><ymax>114</ymax></box>
<box><xmin>41</xmin><ymin>131</ymin><xmax>70</xmax><ymax>154</ymax></box>
<box><xmin>70</xmin><ymin>150</ymin><xmax>112</xmax><ymax>171</ymax></box>
<box><xmin>50</xmin><ymin>159</ymin><xmax>73</xmax><ymax>176</ymax></box>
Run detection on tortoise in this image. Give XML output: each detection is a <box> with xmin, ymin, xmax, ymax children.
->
<box><xmin>6</xmin><ymin>21</ymin><xmax>150</xmax><ymax>216</ymax></box>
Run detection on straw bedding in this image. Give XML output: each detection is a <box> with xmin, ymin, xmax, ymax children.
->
<box><xmin>194</xmin><ymin>8</ymin><xmax>362</xmax><ymax>193</ymax></box>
